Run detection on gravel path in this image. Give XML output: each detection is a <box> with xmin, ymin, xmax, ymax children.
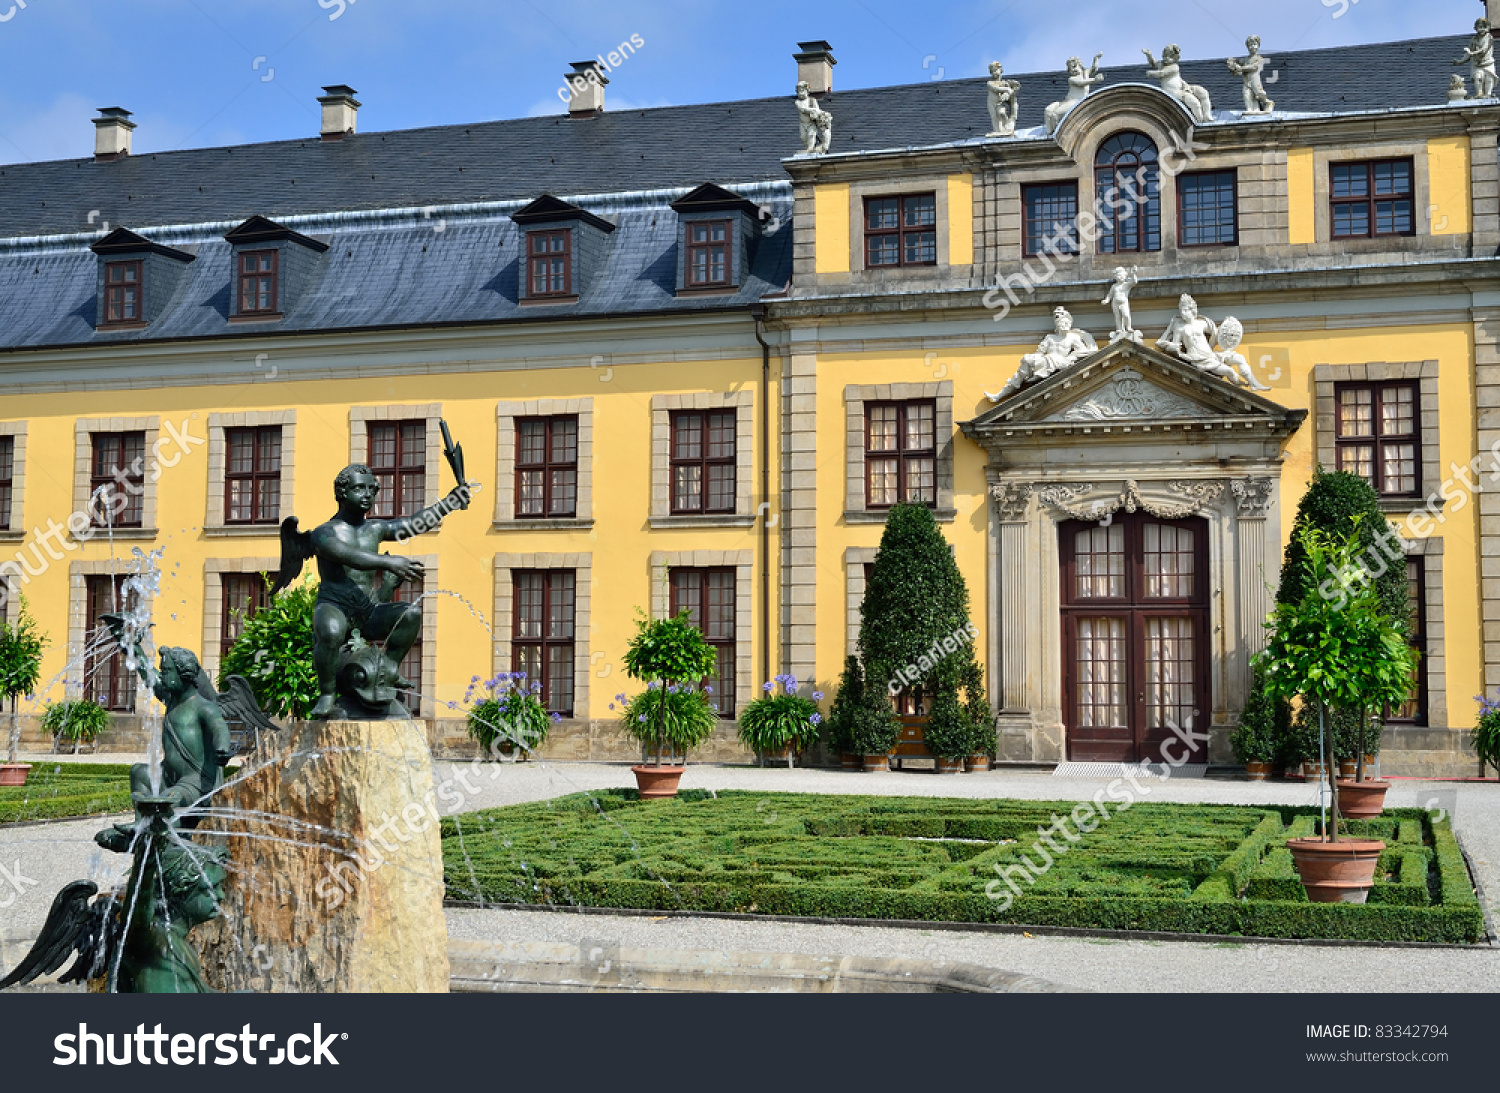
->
<box><xmin>3</xmin><ymin>759</ymin><xmax>1495</xmax><ymax>992</ymax></box>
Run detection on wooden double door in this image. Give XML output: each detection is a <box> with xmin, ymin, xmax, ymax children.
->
<box><xmin>1060</xmin><ymin>512</ymin><xmax>1210</xmax><ymax>764</ymax></box>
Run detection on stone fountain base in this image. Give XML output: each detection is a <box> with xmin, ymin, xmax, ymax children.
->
<box><xmin>195</xmin><ymin>719</ymin><xmax>450</xmax><ymax>993</ymax></box>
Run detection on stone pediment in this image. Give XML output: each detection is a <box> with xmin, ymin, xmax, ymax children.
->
<box><xmin>960</xmin><ymin>340</ymin><xmax>1306</xmax><ymax>447</ymax></box>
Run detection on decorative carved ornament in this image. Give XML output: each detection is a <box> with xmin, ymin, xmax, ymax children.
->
<box><xmin>989</xmin><ymin>482</ymin><xmax>1034</xmax><ymax>521</ymax></box>
<box><xmin>1026</xmin><ymin>479</ymin><xmax>1228</xmax><ymax>521</ymax></box>
<box><xmin>1051</xmin><ymin>369</ymin><xmax>1209</xmax><ymax>422</ymax></box>
<box><xmin>1231</xmin><ymin>476</ymin><xmax>1275</xmax><ymax>517</ymax></box>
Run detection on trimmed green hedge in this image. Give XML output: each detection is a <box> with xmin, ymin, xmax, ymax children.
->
<box><xmin>0</xmin><ymin>762</ymin><xmax>134</xmax><ymax>822</ymax></box>
<box><xmin>441</xmin><ymin>792</ymin><xmax>1486</xmax><ymax>943</ymax></box>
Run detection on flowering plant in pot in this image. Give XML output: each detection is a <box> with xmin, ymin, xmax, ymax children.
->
<box><xmin>1255</xmin><ymin>524</ymin><xmax>1419</xmax><ymax>902</ymax></box>
<box><xmin>737</xmin><ymin>674</ymin><xmax>822</xmax><ymax>767</ymax></box>
<box><xmin>1474</xmin><ymin>694</ymin><xmax>1500</xmax><ymax>781</ymax></box>
<box><xmin>0</xmin><ymin>595</ymin><xmax>47</xmax><ymax>785</ymax></box>
<box><xmin>461</xmin><ymin>672</ymin><xmax>559</xmax><ymax>760</ymax></box>
<box><xmin>41</xmin><ymin>699</ymin><xmax>111</xmax><ymax>755</ymax></box>
<box><xmin>618</xmin><ymin>610</ymin><xmax>719</xmax><ymax>798</ymax></box>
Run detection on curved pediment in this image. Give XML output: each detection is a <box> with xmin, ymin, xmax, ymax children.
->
<box><xmin>1051</xmin><ymin>82</ymin><xmax>1197</xmax><ymax>160</ymax></box>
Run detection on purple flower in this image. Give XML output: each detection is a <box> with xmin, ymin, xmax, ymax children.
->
<box><xmin>615</xmin><ymin>693</ymin><xmax>627</xmax><ymax>703</ymax></box>
<box><xmin>608</xmin><ymin>703</ymin><xmax>616</xmax><ymax>711</ymax></box>
<box><xmin>810</xmin><ymin>713</ymin><xmax>823</xmax><ymax>724</ymax></box>
<box><xmin>638</xmin><ymin>714</ymin><xmax>647</xmax><ymax>723</ymax></box>
<box><xmin>446</xmin><ymin>701</ymin><xmax>458</xmax><ymax>710</ymax></box>
<box><xmin>668</xmin><ymin>684</ymin><xmax>680</xmax><ymax>694</ymax></box>
<box><xmin>471</xmin><ymin>675</ymin><xmax>481</xmax><ymax>683</ymax></box>
<box><xmin>704</xmin><ymin>685</ymin><xmax>714</xmax><ymax>694</ymax></box>
<box><xmin>550</xmin><ymin>712</ymin><xmax>562</xmax><ymax>723</ymax></box>
<box><xmin>812</xmin><ymin>691</ymin><xmax>824</xmax><ymax>701</ymax></box>
<box><xmin>762</xmin><ymin>681</ymin><xmax>774</xmax><ymax>693</ymax></box>
<box><xmin>648</xmin><ymin>680</ymin><xmax>661</xmax><ymax>690</ymax></box>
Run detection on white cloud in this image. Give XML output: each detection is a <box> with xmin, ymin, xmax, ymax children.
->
<box><xmin>0</xmin><ymin>92</ymin><xmax>95</xmax><ymax>165</ymax></box>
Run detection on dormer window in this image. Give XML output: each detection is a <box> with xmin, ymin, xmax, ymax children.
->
<box><xmin>527</xmin><ymin>230</ymin><xmax>572</xmax><ymax>297</ymax></box>
<box><xmin>686</xmin><ymin>220</ymin><xmax>732</xmax><ymax>287</ymax></box>
<box><xmin>238</xmin><ymin>251</ymin><xmax>279</xmax><ymax>315</ymax></box>
<box><xmin>103</xmin><ymin>261</ymin><xmax>142</xmax><ymax>324</ymax></box>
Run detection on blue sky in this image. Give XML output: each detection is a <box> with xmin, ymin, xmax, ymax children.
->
<box><xmin>0</xmin><ymin>0</ymin><xmax>1481</xmax><ymax>165</ymax></box>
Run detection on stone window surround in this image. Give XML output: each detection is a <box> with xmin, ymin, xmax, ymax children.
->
<box><xmin>205</xmin><ymin>410</ymin><xmax>297</xmax><ymax>536</ymax></box>
<box><xmin>0</xmin><ymin>421</ymin><xmax>26</xmax><ymax>543</ymax></box>
<box><xmin>1402</xmin><ymin>536</ymin><xmax>1447</xmax><ymax>730</ymax></box>
<box><xmin>491</xmin><ymin>553</ymin><xmax>592</xmax><ymax>722</ymax></box>
<box><xmin>348</xmin><ymin>404</ymin><xmax>443</xmax><ymax>514</ymax></box>
<box><xmin>72</xmin><ymin>416</ymin><xmax>161</xmax><ymax>541</ymax></box>
<box><xmin>1313</xmin><ymin>361</ymin><xmax>1440</xmax><ymax>514</ymax></box>
<box><xmin>842</xmin><ymin>175</ymin><xmax>955</xmax><ymax>280</ymax></box>
<box><xmin>1309</xmin><ymin>141</ymin><xmax>1433</xmax><ymax>245</ymax></box>
<box><xmin>201</xmin><ymin>557</ymin><xmax>279</xmax><ymax>683</ymax></box>
<box><xmin>650</xmin><ymin>550</ymin><xmax>754</xmax><ymax>717</ymax></box>
<box><xmin>650</xmin><ymin>392</ymin><xmax>755</xmax><ymax>527</ymax></box>
<box><xmin>66</xmin><ymin>559</ymin><xmax>154</xmax><ymax>705</ymax></box>
<box><xmin>493</xmin><ymin>398</ymin><xmax>594</xmax><ymax>530</ymax></box>
<box><xmin>844</xmin><ymin>381</ymin><xmax>955</xmax><ymax>524</ymax></box>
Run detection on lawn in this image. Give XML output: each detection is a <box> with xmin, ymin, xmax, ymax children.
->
<box><xmin>0</xmin><ymin>762</ymin><xmax>134</xmax><ymax>823</ymax></box>
<box><xmin>441</xmin><ymin>791</ymin><xmax>1486</xmax><ymax>943</ymax></box>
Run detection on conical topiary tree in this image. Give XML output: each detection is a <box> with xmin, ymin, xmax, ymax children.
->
<box><xmin>825</xmin><ymin>655</ymin><xmax>863</xmax><ymax>757</ymax></box>
<box><xmin>0</xmin><ymin>595</ymin><xmax>48</xmax><ymax>765</ymax></box>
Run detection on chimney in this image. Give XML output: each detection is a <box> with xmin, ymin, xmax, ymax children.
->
<box><xmin>794</xmin><ymin>40</ymin><xmax>836</xmax><ymax>96</ymax></box>
<box><xmin>93</xmin><ymin>108</ymin><xmax>135</xmax><ymax>160</ymax></box>
<box><xmin>565</xmin><ymin>61</ymin><xmax>607</xmax><ymax>118</ymax></box>
<box><xmin>318</xmin><ymin>85</ymin><xmax>361</xmax><ymax>141</ymax></box>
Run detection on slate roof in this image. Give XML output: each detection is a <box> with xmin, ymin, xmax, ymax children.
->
<box><xmin>0</xmin><ymin>34</ymin><xmax>1471</xmax><ymax>241</ymax></box>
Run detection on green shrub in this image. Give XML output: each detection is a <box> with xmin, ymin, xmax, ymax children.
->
<box><xmin>922</xmin><ymin>667</ymin><xmax>971</xmax><ymax>761</ymax></box>
<box><xmin>961</xmin><ymin>659</ymin><xmax>995</xmax><ymax>757</ymax></box>
<box><xmin>462</xmin><ymin>672</ymin><xmax>557</xmax><ymax>756</ymax></box>
<box><xmin>1231</xmin><ymin>670</ymin><xmax>1285</xmax><ymax>765</ymax></box>
<box><xmin>219</xmin><ymin>576</ymin><xmax>318</xmax><ymax>719</ymax></box>
<box><xmin>618</xmin><ymin>684</ymin><xmax>719</xmax><ymax>760</ymax></box>
<box><xmin>619</xmin><ymin>609</ymin><xmax>720</xmax><ymax>765</ymax></box>
<box><xmin>1474</xmin><ymin>694</ymin><xmax>1500</xmax><ymax>778</ymax></box>
<box><xmin>41</xmin><ymin>699</ymin><xmax>111</xmax><ymax>744</ymax></box>
<box><xmin>0</xmin><ymin>594</ymin><xmax>47</xmax><ymax>764</ymax></box>
<box><xmin>737</xmin><ymin>674</ymin><xmax>822</xmax><ymax>757</ymax></box>
<box><xmin>0</xmin><ymin>762</ymin><xmax>134</xmax><ymax>822</ymax></box>
<box><xmin>825</xmin><ymin>656</ymin><xmax>863</xmax><ymax>756</ymax></box>
<box><xmin>849</xmin><ymin>671</ymin><xmax>900</xmax><ymax>756</ymax></box>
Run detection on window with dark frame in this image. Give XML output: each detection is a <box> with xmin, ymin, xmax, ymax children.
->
<box><xmin>224</xmin><ymin>426</ymin><xmax>282</xmax><ymax>525</ymax></box>
<box><xmin>669</xmin><ymin>567</ymin><xmax>735</xmax><ymax>717</ymax></box>
<box><xmin>368</xmin><ymin>420</ymin><xmax>426</xmax><ymax>519</ymax></box>
<box><xmin>0</xmin><ymin>435</ymin><xmax>12</xmax><ymax>531</ymax></box>
<box><xmin>1389</xmin><ymin>558</ymin><xmax>1427</xmax><ymax>725</ymax></box>
<box><xmin>1334</xmin><ymin>382</ymin><xmax>1420</xmax><ymax>497</ymax></box>
<box><xmin>864</xmin><ymin>193</ymin><xmax>937</xmax><ymax>268</ymax></box>
<box><xmin>220</xmin><ymin>573</ymin><xmax>271</xmax><ymax>664</ymax></box>
<box><xmin>237</xmin><ymin>250</ymin><xmax>279</xmax><ymax>315</ymax></box>
<box><xmin>527</xmin><ymin>230</ymin><xmax>572</xmax><ymax>297</ymax></box>
<box><xmin>85</xmin><ymin>575</ymin><xmax>136</xmax><ymax>712</ymax></box>
<box><xmin>1095</xmin><ymin>132</ymin><xmax>1161</xmax><ymax>254</ymax></box>
<box><xmin>90</xmin><ymin>431</ymin><xmax>146</xmax><ymax>528</ymax></box>
<box><xmin>686</xmin><ymin>219</ymin><xmax>733</xmax><ymax>287</ymax></box>
<box><xmin>1177</xmin><ymin>170</ymin><xmax>1238</xmax><ymax>247</ymax></box>
<box><xmin>516</xmin><ymin>416</ymin><xmax>578</xmax><ymax>518</ymax></box>
<box><xmin>103</xmin><ymin>260</ymin><xmax>143</xmax><ymax>324</ymax></box>
<box><xmin>512</xmin><ymin>570</ymin><xmax>575</xmax><ymax>717</ymax></box>
<box><xmin>1023</xmin><ymin>182</ymin><xmax>1080</xmax><ymax>257</ymax></box>
<box><xmin>670</xmin><ymin>410</ymin><xmax>736</xmax><ymax>514</ymax></box>
<box><xmin>865</xmin><ymin>400</ymin><xmax>936</xmax><ymax>509</ymax></box>
<box><xmin>390</xmin><ymin>577</ymin><xmax>427</xmax><ymax>707</ymax></box>
<box><xmin>1330</xmin><ymin>159</ymin><xmax>1415</xmax><ymax>239</ymax></box>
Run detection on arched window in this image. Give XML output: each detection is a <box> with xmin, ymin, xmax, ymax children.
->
<box><xmin>1095</xmin><ymin>132</ymin><xmax>1161</xmax><ymax>253</ymax></box>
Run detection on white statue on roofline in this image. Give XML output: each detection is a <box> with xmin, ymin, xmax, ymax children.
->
<box><xmin>986</xmin><ymin>62</ymin><xmax>1021</xmax><ymax>137</ymax></box>
<box><xmin>1156</xmin><ymin>294</ymin><xmax>1268</xmax><ymax>390</ymax></box>
<box><xmin>1144</xmin><ymin>44</ymin><xmax>1213</xmax><ymax>123</ymax></box>
<box><xmin>1043</xmin><ymin>54</ymin><xmax>1104</xmax><ymax>136</ymax></box>
<box><xmin>988</xmin><ymin>306</ymin><xmax>1099</xmax><ymax>401</ymax></box>
<box><xmin>795</xmin><ymin>81</ymin><xmax>833</xmax><ymax>154</ymax></box>
<box><xmin>1454</xmin><ymin>18</ymin><xmax>1497</xmax><ymax>100</ymax></box>
<box><xmin>1225</xmin><ymin>36</ymin><xmax>1275</xmax><ymax>115</ymax></box>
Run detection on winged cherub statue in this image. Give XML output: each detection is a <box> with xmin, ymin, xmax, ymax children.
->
<box><xmin>275</xmin><ymin>421</ymin><xmax>475</xmax><ymax>720</ymax></box>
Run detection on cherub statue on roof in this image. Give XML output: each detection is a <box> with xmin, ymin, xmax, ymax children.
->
<box><xmin>1455</xmin><ymin>18</ymin><xmax>1497</xmax><ymax>100</ymax></box>
<box><xmin>1144</xmin><ymin>44</ymin><xmax>1213</xmax><ymax>123</ymax></box>
<box><xmin>1226</xmin><ymin>36</ymin><xmax>1275</xmax><ymax>115</ymax></box>
<box><xmin>1044</xmin><ymin>54</ymin><xmax>1105</xmax><ymax>136</ymax></box>
<box><xmin>795</xmin><ymin>81</ymin><xmax>833</xmax><ymax>154</ymax></box>
<box><xmin>986</xmin><ymin>62</ymin><xmax>1021</xmax><ymax>137</ymax></box>
<box><xmin>1156</xmin><ymin>295</ymin><xmax>1269</xmax><ymax>390</ymax></box>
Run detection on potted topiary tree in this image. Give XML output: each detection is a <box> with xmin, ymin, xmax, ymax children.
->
<box><xmin>849</xmin><ymin>673</ymin><xmax>900</xmax><ymax>771</ymax></box>
<box><xmin>737</xmin><ymin>674</ymin><xmax>823</xmax><ymax>767</ymax></box>
<box><xmin>923</xmin><ymin>665</ymin><xmax>970</xmax><ymax>774</ymax></box>
<box><xmin>826</xmin><ymin>656</ymin><xmax>864</xmax><ymax>769</ymax></box>
<box><xmin>1475</xmin><ymin>694</ymin><xmax>1500</xmax><ymax>781</ymax></box>
<box><xmin>962</xmin><ymin>660</ymin><xmax>995</xmax><ymax>771</ymax></box>
<box><xmin>1231</xmin><ymin>669</ymin><xmax>1283</xmax><ymax>780</ymax></box>
<box><xmin>1256</xmin><ymin>524</ymin><xmax>1418</xmax><ymax>902</ymax></box>
<box><xmin>0</xmin><ymin>595</ymin><xmax>47</xmax><ymax>786</ymax></box>
<box><xmin>618</xmin><ymin>609</ymin><xmax>720</xmax><ymax>798</ymax></box>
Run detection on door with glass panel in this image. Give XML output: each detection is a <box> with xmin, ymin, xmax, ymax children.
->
<box><xmin>1060</xmin><ymin>513</ymin><xmax>1210</xmax><ymax>763</ymax></box>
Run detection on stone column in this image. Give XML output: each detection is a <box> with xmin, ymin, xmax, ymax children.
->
<box><xmin>990</xmin><ymin>483</ymin><xmax>1033</xmax><ymax>712</ymax></box>
<box><xmin>1231</xmin><ymin>478</ymin><xmax>1276</xmax><ymax>661</ymax></box>
<box><xmin>1476</xmin><ymin>305</ymin><xmax>1500</xmax><ymax>690</ymax></box>
<box><xmin>781</xmin><ymin>338</ymin><xmax>819</xmax><ymax>685</ymax></box>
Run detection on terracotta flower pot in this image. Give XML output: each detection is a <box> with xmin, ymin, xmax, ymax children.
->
<box><xmin>862</xmin><ymin>754</ymin><xmax>890</xmax><ymax>773</ymax></box>
<box><xmin>935</xmin><ymin>756</ymin><xmax>965</xmax><ymax>774</ymax></box>
<box><xmin>1302</xmin><ymin>761</ymin><xmax>1328</xmax><ymax>783</ymax></box>
<box><xmin>965</xmin><ymin>752</ymin><xmax>991</xmax><ymax>772</ymax></box>
<box><xmin>1245</xmin><ymin>761</ymin><xmax>1271</xmax><ymax>782</ymax></box>
<box><xmin>1287</xmin><ymin>837</ymin><xmax>1386</xmax><ymax>903</ymax></box>
<box><xmin>840</xmin><ymin>753</ymin><xmax>862</xmax><ymax>771</ymax></box>
<box><xmin>1335</xmin><ymin>779</ymin><xmax>1389</xmax><ymax>819</ymax></box>
<box><xmin>760</xmin><ymin>746</ymin><xmax>791</xmax><ymax>766</ymax></box>
<box><xmin>631</xmin><ymin>765</ymin><xmax>685</xmax><ymax>799</ymax></box>
<box><xmin>0</xmin><ymin>763</ymin><xmax>30</xmax><ymax>787</ymax></box>
<box><xmin>1338</xmin><ymin>760</ymin><xmax>1357</xmax><ymax>780</ymax></box>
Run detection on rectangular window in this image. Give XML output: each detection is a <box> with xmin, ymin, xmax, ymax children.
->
<box><xmin>1023</xmin><ymin>182</ymin><xmax>1080</xmax><ymax>257</ymax></box>
<box><xmin>1177</xmin><ymin>170</ymin><xmax>1238</xmax><ymax>247</ymax></box>
<box><xmin>368</xmin><ymin>420</ymin><xmax>426</xmax><ymax>519</ymax></box>
<box><xmin>90</xmin><ymin>431</ymin><xmax>146</xmax><ymax>528</ymax></box>
<box><xmin>85</xmin><ymin>575</ymin><xmax>136</xmax><ymax>712</ymax></box>
<box><xmin>1330</xmin><ymin>159</ymin><xmax>1415</xmax><ymax>239</ymax></box>
<box><xmin>1334</xmin><ymin>382</ymin><xmax>1419</xmax><ymax>497</ymax></box>
<box><xmin>220</xmin><ymin>573</ymin><xmax>271</xmax><ymax>664</ymax></box>
<box><xmin>237</xmin><ymin>250</ymin><xmax>279</xmax><ymax>314</ymax></box>
<box><xmin>864</xmin><ymin>193</ymin><xmax>937</xmax><ymax>268</ymax></box>
<box><xmin>669</xmin><ymin>567</ymin><xmax>735</xmax><ymax>717</ymax></box>
<box><xmin>0</xmin><ymin>435</ymin><xmax>12</xmax><ymax>531</ymax></box>
<box><xmin>515</xmin><ymin>416</ymin><xmax>578</xmax><ymax>518</ymax></box>
<box><xmin>103</xmin><ymin>260</ymin><xmax>143</xmax><ymax>324</ymax></box>
<box><xmin>1389</xmin><ymin>558</ymin><xmax>1427</xmax><ymax>725</ymax></box>
<box><xmin>686</xmin><ymin>219</ymin><xmax>732</xmax><ymax>287</ymax></box>
<box><xmin>865</xmin><ymin>400</ymin><xmax>936</xmax><ymax>509</ymax></box>
<box><xmin>390</xmin><ymin>577</ymin><xmax>426</xmax><ymax>703</ymax></box>
<box><xmin>527</xmin><ymin>230</ymin><xmax>572</xmax><ymax>297</ymax></box>
<box><xmin>224</xmin><ymin>426</ymin><xmax>282</xmax><ymax>525</ymax></box>
<box><xmin>512</xmin><ymin>570</ymin><xmax>575</xmax><ymax>716</ymax></box>
<box><xmin>670</xmin><ymin>410</ymin><xmax>736</xmax><ymax>514</ymax></box>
